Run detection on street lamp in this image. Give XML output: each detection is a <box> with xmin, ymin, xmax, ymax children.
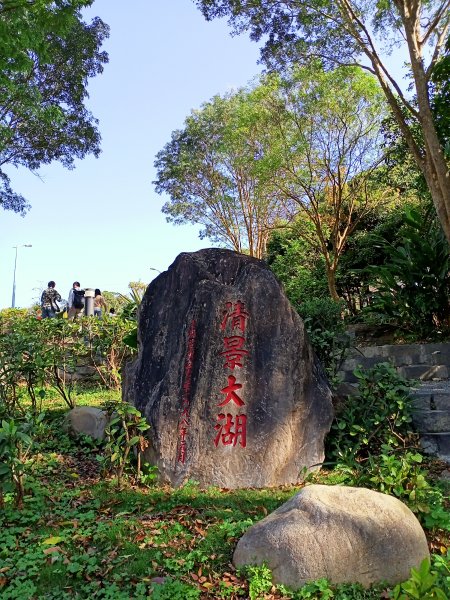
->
<box><xmin>11</xmin><ymin>244</ymin><xmax>32</xmax><ymax>308</ymax></box>
<box><xmin>149</xmin><ymin>267</ymin><xmax>162</xmax><ymax>274</ymax></box>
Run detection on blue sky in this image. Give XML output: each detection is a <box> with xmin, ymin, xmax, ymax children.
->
<box><xmin>1</xmin><ymin>0</ymin><xmax>262</xmax><ymax>309</ymax></box>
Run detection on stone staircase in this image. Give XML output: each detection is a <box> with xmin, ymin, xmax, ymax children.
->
<box><xmin>409</xmin><ymin>381</ymin><xmax>450</xmax><ymax>460</ymax></box>
<box><xmin>339</xmin><ymin>342</ymin><xmax>450</xmax><ymax>462</ymax></box>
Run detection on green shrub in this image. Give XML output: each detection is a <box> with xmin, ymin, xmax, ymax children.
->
<box><xmin>0</xmin><ymin>314</ymin><xmax>48</xmax><ymax>414</ymax></box>
<box><xmin>82</xmin><ymin>315</ymin><xmax>137</xmax><ymax>389</ymax></box>
<box><xmin>298</xmin><ymin>297</ymin><xmax>350</xmax><ymax>378</ymax></box>
<box><xmin>326</xmin><ymin>362</ymin><xmax>414</xmax><ymax>463</ymax></box>
<box><xmin>324</xmin><ymin>363</ymin><xmax>450</xmax><ymax>523</ymax></box>
<box><xmin>266</xmin><ymin>227</ymin><xmax>329</xmax><ymax>308</ymax></box>
<box><xmin>0</xmin><ymin>312</ymin><xmax>136</xmax><ymax>413</ymax></box>
<box><xmin>244</xmin><ymin>564</ymin><xmax>273</xmax><ymax>600</ymax></box>
<box><xmin>99</xmin><ymin>401</ymin><xmax>150</xmax><ymax>489</ymax></box>
<box><xmin>392</xmin><ymin>555</ymin><xmax>450</xmax><ymax>600</ymax></box>
<box><xmin>346</xmin><ymin>446</ymin><xmax>447</xmax><ymax>520</ymax></box>
<box><xmin>0</xmin><ymin>413</ymin><xmax>44</xmax><ymax>509</ymax></box>
<box><xmin>363</xmin><ymin>208</ymin><xmax>450</xmax><ymax>339</ymax></box>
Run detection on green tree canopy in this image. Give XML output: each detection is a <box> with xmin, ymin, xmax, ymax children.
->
<box><xmin>154</xmin><ymin>88</ymin><xmax>291</xmax><ymax>258</ymax></box>
<box><xmin>155</xmin><ymin>63</ymin><xmax>389</xmax><ymax>296</ymax></box>
<box><xmin>259</xmin><ymin>64</ymin><xmax>389</xmax><ymax>300</ymax></box>
<box><xmin>196</xmin><ymin>0</ymin><xmax>450</xmax><ymax>245</ymax></box>
<box><xmin>0</xmin><ymin>0</ymin><xmax>109</xmax><ymax>214</ymax></box>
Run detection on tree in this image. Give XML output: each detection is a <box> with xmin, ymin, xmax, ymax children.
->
<box><xmin>196</xmin><ymin>0</ymin><xmax>450</xmax><ymax>245</ymax></box>
<box><xmin>261</xmin><ymin>64</ymin><xmax>389</xmax><ymax>300</ymax></box>
<box><xmin>266</xmin><ymin>219</ymin><xmax>329</xmax><ymax>309</ymax></box>
<box><xmin>154</xmin><ymin>89</ymin><xmax>291</xmax><ymax>258</ymax></box>
<box><xmin>431</xmin><ymin>36</ymin><xmax>450</xmax><ymax>156</ymax></box>
<box><xmin>336</xmin><ymin>197</ymin><xmax>423</xmax><ymax>313</ymax></box>
<box><xmin>0</xmin><ymin>0</ymin><xmax>109</xmax><ymax>215</ymax></box>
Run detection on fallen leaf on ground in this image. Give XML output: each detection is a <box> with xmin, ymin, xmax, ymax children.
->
<box><xmin>42</xmin><ymin>536</ymin><xmax>64</xmax><ymax>545</ymax></box>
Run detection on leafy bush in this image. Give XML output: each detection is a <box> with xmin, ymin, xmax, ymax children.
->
<box><xmin>336</xmin><ymin>201</ymin><xmax>420</xmax><ymax>317</ymax></box>
<box><xmin>392</xmin><ymin>555</ymin><xmax>450</xmax><ymax>600</ymax></box>
<box><xmin>0</xmin><ymin>413</ymin><xmax>45</xmax><ymax>509</ymax></box>
<box><xmin>298</xmin><ymin>297</ymin><xmax>350</xmax><ymax>378</ymax></box>
<box><xmin>364</xmin><ymin>208</ymin><xmax>450</xmax><ymax>339</ymax></box>
<box><xmin>342</xmin><ymin>446</ymin><xmax>448</xmax><ymax>521</ymax></box>
<box><xmin>266</xmin><ymin>223</ymin><xmax>330</xmax><ymax>307</ymax></box>
<box><xmin>0</xmin><ymin>314</ymin><xmax>48</xmax><ymax>414</ymax></box>
<box><xmin>99</xmin><ymin>401</ymin><xmax>150</xmax><ymax>489</ymax></box>
<box><xmin>324</xmin><ymin>363</ymin><xmax>450</xmax><ymax>523</ymax></box>
<box><xmin>367</xmin><ymin>448</ymin><xmax>429</xmax><ymax>509</ymax></box>
<box><xmin>39</xmin><ymin>318</ymin><xmax>86</xmax><ymax>408</ymax></box>
<box><xmin>0</xmin><ymin>312</ymin><xmax>136</xmax><ymax>412</ymax></box>
<box><xmin>244</xmin><ymin>564</ymin><xmax>273</xmax><ymax>600</ymax></box>
<box><xmin>82</xmin><ymin>315</ymin><xmax>137</xmax><ymax>389</ymax></box>
<box><xmin>327</xmin><ymin>362</ymin><xmax>414</xmax><ymax>463</ymax></box>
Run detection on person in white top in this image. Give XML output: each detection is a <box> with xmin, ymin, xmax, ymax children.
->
<box><xmin>67</xmin><ymin>281</ymin><xmax>85</xmax><ymax>321</ymax></box>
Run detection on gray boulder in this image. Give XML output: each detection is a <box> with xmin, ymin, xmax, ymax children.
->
<box><xmin>233</xmin><ymin>484</ymin><xmax>430</xmax><ymax>588</ymax></box>
<box><xmin>65</xmin><ymin>406</ymin><xmax>109</xmax><ymax>440</ymax></box>
<box><xmin>123</xmin><ymin>248</ymin><xmax>334</xmax><ymax>489</ymax></box>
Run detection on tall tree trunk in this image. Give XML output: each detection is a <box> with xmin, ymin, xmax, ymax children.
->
<box><xmin>422</xmin><ymin>126</ymin><xmax>450</xmax><ymax>244</ymax></box>
<box><xmin>400</xmin><ymin>0</ymin><xmax>450</xmax><ymax>242</ymax></box>
<box><xmin>326</xmin><ymin>267</ymin><xmax>340</xmax><ymax>302</ymax></box>
<box><xmin>339</xmin><ymin>0</ymin><xmax>450</xmax><ymax>243</ymax></box>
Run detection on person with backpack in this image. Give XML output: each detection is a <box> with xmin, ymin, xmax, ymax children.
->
<box><xmin>68</xmin><ymin>281</ymin><xmax>85</xmax><ymax>321</ymax></box>
<box><xmin>41</xmin><ymin>281</ymin><xmax>62</xmax><ymax>319</ymax></box>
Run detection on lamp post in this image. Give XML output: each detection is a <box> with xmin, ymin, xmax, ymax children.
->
<box><xmin>149</xmin><ymin>267</ymin><xmax>162</xmax><ymax>274</ymax></box>
<box><xmin>11</xmin><ymin>244</ymin><xmax>32</xmax><ymax>308</ymax></box>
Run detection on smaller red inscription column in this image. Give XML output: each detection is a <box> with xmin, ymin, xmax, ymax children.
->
<box><xmin>177</xmin><ymin>319</ymin><xmax>196</xmax><ymax>463</ymax></box>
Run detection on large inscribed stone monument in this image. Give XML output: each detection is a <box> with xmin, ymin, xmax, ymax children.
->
<box><xmin>123</xmin><ymin>249</ymin><xmax>334</xmax><ymax>488</ymax></box>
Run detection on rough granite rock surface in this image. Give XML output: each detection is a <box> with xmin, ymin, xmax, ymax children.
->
<box><xmin>233</xmin><ymin>484</ymin><xmax>430</xmax><ymax>588</ymax></box>
<box><xmin>64</xmin><ymin>406</ymin><xmax>109</xmax><ymax>440</ymax></box>
<box><xmin>123</xmin><ymin>249</ymin><xmax>334</xmax><ymax>488</ymax></box>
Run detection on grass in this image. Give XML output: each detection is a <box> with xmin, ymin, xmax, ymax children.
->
<box><xmin>0</xmin><ymin>389</ymin><xmax>449</xmax><ymax>599</ymax></box>
<box><xmin>38</xmin><ymin>385</ymin><xmax>121</xmax><ymax>413</ymax></box>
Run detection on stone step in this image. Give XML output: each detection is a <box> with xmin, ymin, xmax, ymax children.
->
<box><xmin>419</xmin><ymin>434</ymin><xmax>450</xmax><ymax>458</ymax></box>
<box><xmin>397</xmin><ymin>364</ymin><xmax>449</xmax><ymax>380</ymax></box>
<box><xmin>410</xmin><ymin>381</ymin><xmax>450</xmax><ymax>459</ymax></box>
<box><xmin>411</xmin><ymin>409</ymin><xmax>450</xmax><ymax>433</ymax></box>
<box><xmin>409</xmin><ymin>392</ymin><xmax>449</xmax><ymax>410</ymax></box>
<box><xmin>339</xmin><ymin>362</ymin><xmax>450</xmax><ymax>383</ymax></box>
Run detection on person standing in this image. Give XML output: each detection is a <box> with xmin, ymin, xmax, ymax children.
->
<box><xmin>67</xmin><ymin>281</ymin><xmax>85</xmax><ymax>321</ymax></box>
<box><xmin>41</xmin><ymin>281</ymin><xmax>62</xmax><ymax>319</ymax></box>
<box><xmin>94</xmin><ymin>288</ymin><xmax>107</xmax><ymax>318</ymax></box>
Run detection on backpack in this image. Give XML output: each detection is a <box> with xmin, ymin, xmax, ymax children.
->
<box><xmin>73</xmin><ymin>288</ymin><xmax>85</xmax><ymax>309</ymax></box>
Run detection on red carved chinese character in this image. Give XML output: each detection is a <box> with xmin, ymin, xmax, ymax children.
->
<box><xmin>218</xmin><ymin>375</ymin><xmax>245</xmax><ymax>407</ymax></box>
<box><xmin>220</xmin><ymin>335</ymin><xmax>249</xmax><ymax>369</ymax></box>
<box><xmin>214</xmin><ymin>413</ymin><xmax>247</xmax><ymax>447</ymax></box>
<box><xmin>178</xmin><ymin>441</ymin><xmax>187</xmax><ymax>463</ymax></box>
<box><xmin>220</xmin><ymin>301</ymin><xmax>249</xmax><ymax>333</ymax></box>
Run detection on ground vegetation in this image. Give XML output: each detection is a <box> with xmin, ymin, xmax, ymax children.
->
<box><xmin>0</xmin><ymin>309</ymin><xmax>448</xmax><ymax>598</ymax></box>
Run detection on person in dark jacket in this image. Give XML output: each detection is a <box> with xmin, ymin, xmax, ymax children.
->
<box><xmin>41</xmin><ymin>281</ymin><xmax>62</xmax><ymax>319</ymax></box>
